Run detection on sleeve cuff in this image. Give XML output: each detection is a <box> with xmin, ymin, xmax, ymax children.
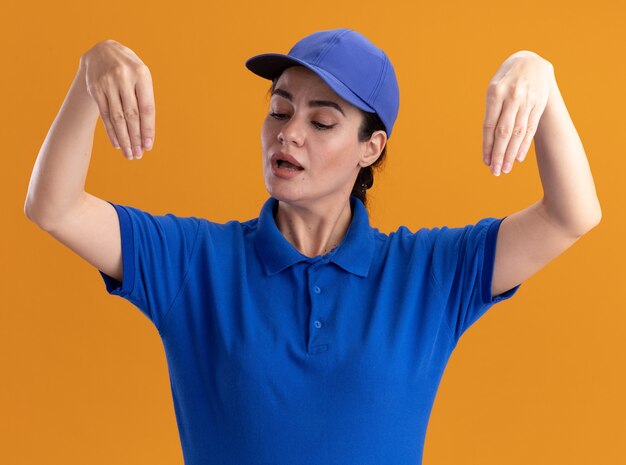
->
<box><xmin>99</xmin><ymin>201</ymin><xmax>135</xmax><ymax>297</ymax></box>
<box><xmin>481</xmin><ymin>216</ymin><xmax>522</xmax><ymax>304</ymax></box>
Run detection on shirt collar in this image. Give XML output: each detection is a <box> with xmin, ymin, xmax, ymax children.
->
<box><xmin>254</xmin><ymin>195</ymin><xmax>375</xmax><ymax>277</ymax></box>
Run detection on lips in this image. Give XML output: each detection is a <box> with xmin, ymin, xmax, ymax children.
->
<box><xmin>271</xmin><ymin>151</ymin><xmax>304</xmax><ymax>170</ymax></box>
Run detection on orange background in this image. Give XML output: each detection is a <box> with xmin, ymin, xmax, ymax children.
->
<box><xmin>3</xmin><ymin>0</ymin><xmax>624</xmax><ymax>463</ymax></box>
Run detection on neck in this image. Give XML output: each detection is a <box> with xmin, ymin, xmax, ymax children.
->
<box><xmin>274</xmin><ymin>194</ymin><xmax>354</xmax><ymax>258</ymax></box>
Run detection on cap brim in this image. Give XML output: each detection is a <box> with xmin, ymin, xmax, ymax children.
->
<box><xmin>245</xmin><ymin>53</ymin><xmax>376</xmax><ymax>115</ymax></box>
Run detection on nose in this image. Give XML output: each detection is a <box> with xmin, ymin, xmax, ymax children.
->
<box><xmin>277</xmin><ymin>115</ymin><xmax>305</xmax><ymax>147</ymax></box>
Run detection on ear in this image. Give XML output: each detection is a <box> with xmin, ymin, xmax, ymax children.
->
<box><xmin>359</xmin><ymin>130</ymin><xmax>387</xmax><ymax>168</ymax></box>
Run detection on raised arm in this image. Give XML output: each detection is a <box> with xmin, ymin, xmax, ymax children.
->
<box><xmin>481</xmin><ymin>51</ymin><xmax>601</xmax><ymax>297</ymax></box>
<box><xmin>24</xmin><ymin>40</ymin><xmax>155</xmax><ymax>282</ymax></box>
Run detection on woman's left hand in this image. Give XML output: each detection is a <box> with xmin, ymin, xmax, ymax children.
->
<box><xmin>483</xmin><ymin>50</ymin><xmax>555</xmax><ymax>176</ymax></box>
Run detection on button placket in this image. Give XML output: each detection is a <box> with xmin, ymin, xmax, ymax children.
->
<box><xmin>307</xmin><ymin>262</ymin><xmax>328</xmax><ymax>352</ymax></box>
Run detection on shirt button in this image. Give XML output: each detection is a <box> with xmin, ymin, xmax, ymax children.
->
<box><xmin>313</xmin><ymin>286</ymin><xmax>321</xmax><ymax>294</ymax></box>
<box><xmin>314</xmin><ymin>320</ymin><xmax>322</xmax><ymax>328</ymax></box>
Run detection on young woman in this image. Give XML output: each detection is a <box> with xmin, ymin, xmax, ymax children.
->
<box><xmin>25</xmin><ymin>28</ymin><xmax>601</xmax><ymax>465</ymax></box>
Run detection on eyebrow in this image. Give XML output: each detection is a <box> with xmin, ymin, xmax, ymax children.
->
<box><xmin>271</xmin><ymin>87</ymin><xmax>346</xmax><ymax>117</ymax></box>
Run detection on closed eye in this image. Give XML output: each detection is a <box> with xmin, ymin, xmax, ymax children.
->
<box><xmin>312</xmin><ymin>121</ymin><xmax>333</xmax><ymax>130</ymax></box>
<box><xmin>269</xmin><ymin>112</ymin><xmax>288</xmax><ymax>120</ymax></box>
<box><xmin>269</xmin><ymin>112</ymin><xmax>335</xmax><ymax>130</ymax></box>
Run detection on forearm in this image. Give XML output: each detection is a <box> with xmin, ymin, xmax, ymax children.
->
<box><xmin>535</xmin><ymin>76</ymin><xmax>602</xmax><ymax>236</ymax></box>
<box><xmin>25</xmin><ymin>62</ymin><xmax>100</xmax><ymax>227</ymax></box>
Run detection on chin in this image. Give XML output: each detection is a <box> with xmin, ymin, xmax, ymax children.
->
<box><xmin>265</xmin><ymin>183</ymin><xmax>304</xmax><ymax>204</ymax></box>
<box><xmin>262</xmin><ymin>170</ymin><xmax>303</xmax><ymax>202</ymax></box>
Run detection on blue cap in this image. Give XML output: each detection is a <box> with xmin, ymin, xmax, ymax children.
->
<box><xmin>245</xmin><ymin>28</ymin><xmax>400</xmax><ymax>139</ymax></box>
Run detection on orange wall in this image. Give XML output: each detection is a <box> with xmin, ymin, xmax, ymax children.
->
<box><xmin>3</xmin><ymin>0</ymin><xmax>623</xmax><ymax>463</ymax></box>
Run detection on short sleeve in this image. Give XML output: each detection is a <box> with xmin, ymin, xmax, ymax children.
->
<box><xmin>429</xmin><ymin>216</ymin><xmax>522</xmax><ymax>344</ymax></box>
<box><xmin>98</xmin><ymin>201</ymin><xmax>201</xmax><ymax>332</ymax></box>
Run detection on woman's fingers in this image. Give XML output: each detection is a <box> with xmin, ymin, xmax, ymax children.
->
<box><xmin>483</xmin><ymin>52</ymin><xmax>553</xmax><ymax>176</ymax></box>
<box><xmin>516</xmin><ymin>104</ymin><xmax>541</xmax><ymax>163</ymax></box>
<box><xmin>82</xmin><ymin>40</ymin><xmax>155</xmax><ymax>160</ymax></box>
<box><xmin>500</xmin><ymin>102</ymin><xmax>532</xmax><ymax>173</ymax></box>
<box><xmin>482</xmin><ymin>86</ymin><xmax>504</xmax><ymax>168</ymax></box>
<box><xmin>488</xmin><ymin>97</ymin><xmax>520</xmax><ymax>176</ymax></box>
<box><xmin>88</xmin><ymin>84</ymin><xmax>121</xmax><ymax>150</ymax></box>
<box><xmin>484</xmin><ymin>92</ymin><xmax>538</xmax><ymax>175</ymax></box>
<box><xmin>135</xmin><ymin>67</ymin><xmax>155</xmax><ymax>152</ymax></box>
<box><xmin>107</xmin><ymin>87</ymin><xmax>134</xmax><ymax>160</ymax></box>
<box><xmin>119</xmin><ymin>83</ymin><xmax>143</xmax><ymax>159</ymax></box>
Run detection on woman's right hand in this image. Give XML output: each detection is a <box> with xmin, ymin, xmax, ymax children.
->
<box><xmin>79</xmin><ymin>39</ymin><xmax>155</xmax><ymax>160</ymax></box>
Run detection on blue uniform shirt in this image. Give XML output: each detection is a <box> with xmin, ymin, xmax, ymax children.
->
<box><xmin>99</xmin><ymin>195</ymin><xmax>521</xmax><ymax>465</ymax></box>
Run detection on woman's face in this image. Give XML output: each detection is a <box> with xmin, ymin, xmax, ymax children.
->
<box><xmin>261</xmin><ymin>66</ymin><xmax>374</xmax><ymax>205</ymax></box>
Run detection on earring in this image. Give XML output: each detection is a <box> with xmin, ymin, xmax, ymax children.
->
<box><xmin>360</xmin><ymin>183</ymin><xmax>367</xmax><ymax>193</ymax></box>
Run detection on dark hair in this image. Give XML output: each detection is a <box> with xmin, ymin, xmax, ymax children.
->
<box><xmin>268</xmin><ymin>75</ymin><xmax>388</xmax><ymax>209</ymax></box>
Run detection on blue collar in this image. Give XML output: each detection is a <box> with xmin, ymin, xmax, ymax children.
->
<box><xmin>254</xmin><ymin>195</ymin><xmax>375</xmax><ymax>277</ymax></box>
